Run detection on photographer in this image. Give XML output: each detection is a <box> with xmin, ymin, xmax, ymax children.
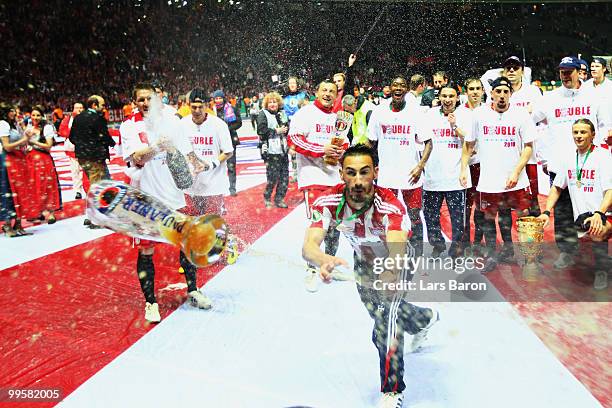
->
<box><xmin>538</xmin><ymin>119</ymin><xmax>612</xmax><ymax>290</ymax></box>
<box><xmin>257</xmin><ymin>92</ymin><xmax>289</xmax><ymax>209</ymax></box>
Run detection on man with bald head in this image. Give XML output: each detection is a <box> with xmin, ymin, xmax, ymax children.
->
<box><xmin>70</xmin><ymin>94</ymin><xmax>116</xmax><ymax>227</ymax></box>
<box><xmin>70</xmin><ymin>95</ymin><xmax>115</xmax><ymax>189</ymax></box>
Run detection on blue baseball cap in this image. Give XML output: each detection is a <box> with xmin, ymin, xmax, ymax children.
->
<box><xmin>577</xmin><ymin>58</ymin><xmax>589</xmax><ymax>72</ymax></box>
<box><xmin>503</xmin><ymin>56</ymin><xmax>524</xmax><ymax>68</ymax></box>
<box><xmin>558</xmin><ymin>56</ymin><xmax>580</xmax><ymax>70</ymax></box>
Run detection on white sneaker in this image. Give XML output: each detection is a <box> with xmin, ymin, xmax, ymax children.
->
<box><xmin>188</xmin><ymin>290</ymin><xmax>212</xmax><ymax>310</ymax></box>
<box><xmin>304</xmin><ymin>267</ymin><xmax>319</xmax><ymax>293</ymax></box>
<box><xmin>554</xmin><ymin>252</ymin><xmax>574</xmax><ymax>269</ymax></box>
<box><xmin>144</xmin><ymin>302</ymin><xmax>161</xmax><ymax>323</ymax></box>
<box><xmin>594</xmin><ymin>271</ymin><xmax>608</xmax><ymax>290</ymax></box>
<box><xmin>377</xmin><ymin>391</ymin><xmax>404</xmax><ymax>408</ymax></box>
<box><xmin>409</xmin><ymin>308</ymin><xmax>439</xmax><ymax>353</ymax></box>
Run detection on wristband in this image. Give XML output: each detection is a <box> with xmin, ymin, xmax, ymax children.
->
<box><xmin>542</xmin><ymin>210</ymin><xmax>551</xmax><ymax>217</ymax></box>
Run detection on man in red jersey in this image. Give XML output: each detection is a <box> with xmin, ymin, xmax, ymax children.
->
<box><xmin>302</xmin><ymin>144</ymin><xmax>438</xmax><ymax>408</ymax></box>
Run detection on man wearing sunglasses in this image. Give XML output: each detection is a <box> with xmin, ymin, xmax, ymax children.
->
<box><xmin>498</xmin><ymin>56</ymin><xmax>545</xmax><ymax>239</ymax></box>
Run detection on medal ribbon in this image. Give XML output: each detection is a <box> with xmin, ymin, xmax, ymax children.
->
<box><xmin>335</xmin><ymin>190</ymin><xmax>373</xmax><ymax>224</ymax></box>
<box><xmin>575</xmin><ymin>146</ymin><xmax>593</xmax><ymax>185</ymax></box>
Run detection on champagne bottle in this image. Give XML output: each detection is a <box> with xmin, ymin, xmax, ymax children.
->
<box><xmin>87</xmin><ymin>180</ymin><xmax>227</xmax><ymax>267</ymax></box>
<box><xmin>166</xmin><ymin>149</ymin><xmax>194</xmax><ymax>189</ymax></box>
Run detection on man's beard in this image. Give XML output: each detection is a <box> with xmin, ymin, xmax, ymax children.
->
<box><xmin>349</xmin><ymin>186</ymin><xmax>371</xmax><ymax>203</ymax></box>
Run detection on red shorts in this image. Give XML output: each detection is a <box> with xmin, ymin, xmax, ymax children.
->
<box><xmin>525</xmin><ymin>163</ymin><xmax>538</xmax><ymax>197</ymax></box>
<box><xmin>479</xmin><ymin>188</ymin><xmax>531</xmax><ymax>217</ymax></box>
<box><xmin>391</xmin><ymin>188</ymin><xmax>422</xmax><ymax>211</ymax></box>
<box><xmin>467</xmin><ymin>163</ymin><xmax>481</xmax><ymax>209</ymax></box>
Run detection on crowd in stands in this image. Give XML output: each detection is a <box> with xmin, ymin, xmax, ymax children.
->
<box><xmin>2</xmin><ymin>1</ymin><xmax>610</xmax><ymax>112</ymax></box>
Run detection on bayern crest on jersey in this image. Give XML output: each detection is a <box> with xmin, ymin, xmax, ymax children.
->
<box><xmin>310</xmin><ymin>210</ymin><xmax>322</xmax><ymax>223</ymax></box>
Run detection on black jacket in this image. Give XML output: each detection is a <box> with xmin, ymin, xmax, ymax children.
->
<box><xmin>256</xmin><ymin>110</ymin><xmax>288</xmax><ymax>157</ymax></box>
<box><xmin>420</xmin><ymin>88</ymin><xmax>440</xmax><ymax>108</ymax></box>
<box><xmin>69</xmin><ymin>109</ymin><xmax>115</xmax><ymax>160</ymax></box>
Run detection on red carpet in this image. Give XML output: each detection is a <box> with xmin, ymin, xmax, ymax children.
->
<box><xmin>0</xmin><ymin>182</ymin><xmax>302</xmax><ymax>407</ymax></box>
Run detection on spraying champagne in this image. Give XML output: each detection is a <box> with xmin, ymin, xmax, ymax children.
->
<box><xmin>87</xmin><ymin>180</ymin><xmax>228</xmax><ymax>267</ymax></box>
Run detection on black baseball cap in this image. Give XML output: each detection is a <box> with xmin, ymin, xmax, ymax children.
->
<box><xmin>592</xmin><ymin>57</ymin><xmax>608</xmax><ymax>68</ymax></box>
<box><xmin>490</xmin><ymin>77</ymin><xmax>513</xmax><ymax>92</ymax></box>
<box><xmin>189</xmin><ymin>88</ymin><xmax>207</xmax><ymax>103</ymax></box>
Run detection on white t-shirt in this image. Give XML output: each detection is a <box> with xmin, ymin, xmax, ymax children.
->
<box><xmin>510</xmin><ymin>83</ymin><xmax>544</xmax><ymax>164</ymax></box>
<box><xmin>0</xmin><ymin>121</ymin><xmax>23</xmax><ymax>152</ymax></box>
<box><xmin>162</xmin><ymin>104</ymin><xmax>178</xmax><ymax>116</ymax></box>
<box><xmin>455</xmin><ymin>104</ymin><xmax>480</xmax><ymax>165</ymax></box>
<box><xmin>368</xmin><ymin>103</ymin><xmax>430</xmax><ymax>189</ymax></box>
<box><xmin>0</xmin><ymin>121</ymin><xmax>9</xmax><ymax>153</ymax></box>
<box><xmin>422</xmin><ymin>108</ymin><xmax>471</xmax><ymax>191</ymax></box>
<box><xmin>583</xmin><ymin>77</ymin><xmax>612</xmax><ymax>138</ymax></box>
<box><xmin>178</xmin><ymin>114</ymin><xmax>233</xmax><ymax>196</ymax></box>
<box><xmin>509</xmin><ymin>83</ymin><xmax>543</xmax><ymax>110</ymax></box>
<box><xmin>120</xmin><ymin>112</ymin><xmax>186</xmax><ymax>210</ymax></box>
<box><xmin>466</xmin><ymin>105</ymin><xmax>536</xmax><ymax>193</ymax></box>
<box><xmin>288</xmin><ymin>103</ymin><xmax>346</xmax><ymax>190</ymax></box>
<box><xmin>553</xmin><ymin>146</ymin><xmax>612</xmax><ymax>221</ymax></box>
<box><xmin>531</xmin><ymin>86</ymin><xmax>611</xmax><ymax>174</ymax></box>
<box><xmin>404</xmin><ymin>92</ymin><xmax>421</xmax><ymax>107</ymax></box>
<box><xmin>0</xmin><ymin>121</ymin><xmax>11</xmax><ymax>138</ymax></box>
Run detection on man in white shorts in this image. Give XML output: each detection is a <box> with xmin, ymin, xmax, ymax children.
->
<box><xmin>288</xmin><ymin>80</ymin><xmax>349</xmax><ymax>292</ymax></box>
<box><xmin>120</xmin><ymin>83</ymin><xmax>210</xmax><ymax>323</ymax></box>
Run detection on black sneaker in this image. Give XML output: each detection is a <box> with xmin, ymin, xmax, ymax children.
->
<box><xmin>431</xmin><ymin>245</ymin><xmax>446</xmax><ymax>258</ymax></box>
<box><xmin>275</xmin><ymin>201</ymin><xmax>288</xmax><ymax>208</ymax></box>
<box><xmin>482</xmin><ymin>256</ymin><xmax>498</xmax><ymax>273</ymax></box>
<box><xmin>498</xmin><ymin>245</ymin><xmax>516</xmax><ymax>264</ymax></box>
<box><xmin>83</xmin><ymin>219</ymin><xmax>92</xmax><ymax>226</ymax></box>
<box><xmin>75</xmin><ymin>192</ymin><xmax>82</xmax><ymax>200</ymax></box>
